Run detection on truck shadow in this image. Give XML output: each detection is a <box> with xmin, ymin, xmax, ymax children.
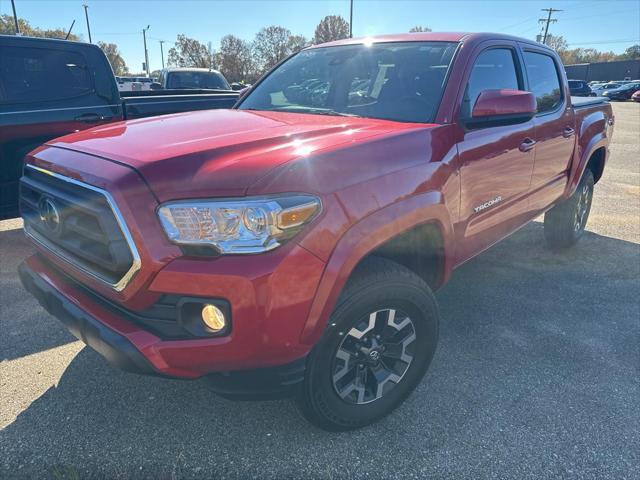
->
<box><xmin>1</xmin><ymin>221</ymin><xmax>639</xmax><ymax>478</ymax></box>
<box><xmin>0</xmin><ymin>226</ymin><xmax>79</xmax><ymax>362</ymax></box>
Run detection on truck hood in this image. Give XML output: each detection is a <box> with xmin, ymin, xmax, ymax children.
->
<box><xmin>46</xmin><ymin>109</ymin><xmax>431</xmax><ymax>200</ymax></box>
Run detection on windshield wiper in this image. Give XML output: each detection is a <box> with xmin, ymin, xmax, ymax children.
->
<box><xmin>273</xmin><ymin>106</ymin><xmax>361</xmax><ymax>118</ymax></box>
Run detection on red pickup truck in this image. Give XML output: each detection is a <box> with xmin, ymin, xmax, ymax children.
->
<box><xmin>18</xmin><ymin>32</ymin><xmax>613</xmax><ymax>431</ymax></box>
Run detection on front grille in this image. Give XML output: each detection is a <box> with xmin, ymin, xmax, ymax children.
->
<box><xmin>20</xmin><ymin>165</ymin><xmax>140</xmax><ymax>291</ymax></box>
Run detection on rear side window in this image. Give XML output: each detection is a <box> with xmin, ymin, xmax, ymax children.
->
<box><xmin>523</xmin><ymin>51</ymin><xmax>562</xmax><ymax>113</ymax></box>
<box><xmin>0</xmin><ymin>46</ymin><xmax>93</xmax><ymax>104</ymax></box>
<box><xmin>464</xmin><ymin>48</ymin><xmax>520</xmax><ymax>117</ymax></box>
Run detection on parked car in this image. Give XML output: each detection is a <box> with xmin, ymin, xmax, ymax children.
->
<box><xmin>602</xmin><ymin>82</ymin><xmax>640</xmax><ymax>101</ymax></box>
<box><xmin>18</xmin><ymin>32</ymin><xmax>614</xmax><ymax>431</ymax></box>
<box><xmin>591</xmin><ymin>82</ymin><xmax>623</xmax><ymax>96</ymax></box>
<box><xmin>568</xmin><ymin>79</ymin><xmax>594</xmax><ymax>96</ymax></box>
<box><xmin>153</xmin><ymin>67</ymin><xmax>231</xmax><ymax>90</ymax></box>
<box><xmin>632</xmin><ymin>90</ymin><xmax>640</xmax><ymax>102</ymax></box>
<box><xmin>0</xmin><ymin>35</ymin><xmax>240</xmax><ymax>219</ymax></box>
<box><xmin>116</xmin><ymin>77</ymin><xmax>141</xmax><ymax>92</ymax></box>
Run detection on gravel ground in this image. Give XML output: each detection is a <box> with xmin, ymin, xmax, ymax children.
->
<box><xmin>1</xmin><ymin>102</ymin><xmax>639</xmax><ymax>480</ymax></box>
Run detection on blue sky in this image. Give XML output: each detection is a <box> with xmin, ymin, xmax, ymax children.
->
<box><xmin>2</xmin><ymin>0</ymin><xmax>639</xmax><ymax>73</ymax></box>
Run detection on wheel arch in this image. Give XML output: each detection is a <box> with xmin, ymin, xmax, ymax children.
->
<box><xmin>300</xmin><ymin>191</ymin><xmax>454</xmax><ymax>345</ymax></box>
<box><xmin>567</xmin><ymin>134</ymin><xmax>608</xmax><ymax>196</ymax></box>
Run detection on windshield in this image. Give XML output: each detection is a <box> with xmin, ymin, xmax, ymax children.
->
<box><xmin>239</xmin><ymin>41</ymin><xmax>459</xmax><ymax>123</ymax></box>
<box><xmin>166</xmin><ymin>71</ymin><xmax>230</xmax><ymax>90</ymax></box>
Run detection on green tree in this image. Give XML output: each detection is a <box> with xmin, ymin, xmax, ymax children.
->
<box><xmin>0</xmin><ymin>14</ymin><xmax>79</xmax><ymax>40</ymax></box>
<box><xmin>313</xmin><ymin>15</ymin><xmax>350</xmax><ymax>44</ymax></box>
<box><xmin>98</xmin><ymin>41</ymin><xmax>128</xmax><ymax>75</ymax></box>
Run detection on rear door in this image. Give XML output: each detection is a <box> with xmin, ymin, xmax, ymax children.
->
<box><xmin>455</xmin><ymin>42</ymin><xmax>536</xmax><ymax>263</ymax></box>
<box><xmin>521</xmin><ymin>46</ymin><xmax>575</xmax><ymax>211</ymax></box>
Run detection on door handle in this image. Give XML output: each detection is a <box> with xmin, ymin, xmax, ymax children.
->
<box><xmin>74</xmin><ymin>113</ymin><xmax>107</xmax><ymax>123</ymax></box>
<box><xmin>519</xmin><ymin>138</ymin><xmax>537</xmax><ymax>152</ymax></box>
<box><xmin>563</xmin><ymin>127</ymin><xmax>575</xmax><ymax>138</ymax></box>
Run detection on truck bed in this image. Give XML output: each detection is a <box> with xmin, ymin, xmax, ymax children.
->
<box><xmin>121</xmin><ymin>90</ymin><xmax>240</xmax><ymax>120</ymax></box>
<box><xmin>572</xmin><ymin>96</ymin><xmax>609</xmax><ymax>108</ymax></box>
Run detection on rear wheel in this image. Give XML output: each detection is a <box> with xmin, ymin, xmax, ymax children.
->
<box><xmin>296</xmin><ymin>257</ymin><xmax>439</xmax><ymax>431</ymax></box>
<box><xmin>544</xmin><ymin>169</ymin><xmax>594</xmax><ymax>249</ymax></box>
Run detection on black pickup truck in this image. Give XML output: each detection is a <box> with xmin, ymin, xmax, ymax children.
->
<box><xmin>0</xmin><ymin>35</ymin><xmax>240</xmax><ymax>219</ymax></box>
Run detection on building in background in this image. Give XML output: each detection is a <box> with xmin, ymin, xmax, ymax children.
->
<box><xmin>565</xmin><ymin>60</ymin><xmax>640</xmax><ymax>82</ymax></box>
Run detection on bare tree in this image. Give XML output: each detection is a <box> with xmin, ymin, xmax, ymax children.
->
<box><xmin>98</xmin><ymin>41</ymin><xmax>128</xmax><ymax>75</ymax></box>
<box><xmin>545</xmin><ymin>34</ymin><xmax>568</xmax><ymax>51</ymax></box>
<box><xmin>409</xmin><ymin>26</ymin><xmax>432</xmax><ymax>33</ymax></box>
<box><xmin>167</xmin><ymin>34</ymin><xmax>212</xmax><ymax>68</ymax></box>
<box><xmin>288</xmin><ymin>34</ymin><xmax>310</xmax><ymax>53</ymax></box>
<box><xmin>217</xmin><ymin>34</ymin><xmax>255</xmax><ymax>83</ymax></box>
<box><xmin>313</xmin><ymin>15</ymin><xmax>350</xmax><ymax>44</ymax></box>
<box><xmin>252</xmin><ymin>26</ymin><xmax>293</xmax><ymax>72</ymax></box>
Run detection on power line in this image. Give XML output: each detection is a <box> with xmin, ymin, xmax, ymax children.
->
<box><xmin>567</xmin><ymin>39</ymin><xmax>639</xmax><ymax>46</ymax></box>
<box><xmin>539</xmin><ymin>7</ymin><xmax>562</xmax><ymax>45</ymax></box>
<box><xmin>499</xmin><ymin>16</ymin><xmax>539</xmax><ymax>31</ymax></box>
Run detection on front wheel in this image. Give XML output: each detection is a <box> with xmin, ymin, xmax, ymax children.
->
<box><xmin>544</xmin><ymin>169</ymin><xmax>594</xmax><ymax>249</ymax></box>
<box><xmin>295</xmin><ymin>257</ymin><xmax>439</xmax><ymax>431</ymax></box>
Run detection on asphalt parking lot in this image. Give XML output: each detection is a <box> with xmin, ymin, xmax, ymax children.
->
<box><xmin>1</xmin><ymin>102</ymin><xmax>639</xmax><ymax>479</ymax></box>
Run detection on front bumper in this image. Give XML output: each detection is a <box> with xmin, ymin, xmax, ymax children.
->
<box><xmin>19</xmin><ymin>258</ymin><xmax>158</xmax><ymax>376</ymax></box>
<box><xmin>19</xmin><ymin>255</ymin><xmax>311</xmax><ymax>398</ymax></box>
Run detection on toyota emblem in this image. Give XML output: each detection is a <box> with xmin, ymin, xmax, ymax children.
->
<box><xmin>38</xmin><ymin>197</ymin><xmax>61</xmax><ymax>233</ymax></box>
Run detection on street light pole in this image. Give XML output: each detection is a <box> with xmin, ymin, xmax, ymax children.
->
<box><xmin>349</xmin><ymin>0</ymin><xmax>353</xmax><ymax>38</ymax></box>
<box><xmin>82</xmin><ymin>4</ymin><xmax>92</xmax><ymax>43</ymax></box>
<box><xmin>159</xmin><ymin>40</ymin><xmax>165</xmax><ymax>69</ymax></box>
<box><xmin>11</xmin><ymin>0</ymin><xmax>20</xmax><ymax>35</ymax></box>
<box><xmin>142</xmin><ymin>25</ymin><xmax>150</xmax><ymax>77</ymax></box>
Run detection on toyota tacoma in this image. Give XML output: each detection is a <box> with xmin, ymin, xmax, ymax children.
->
<box><xmin>18</xmin><ymin>32</ymin><xmax>613</xmax><ymax>430</ymax></box>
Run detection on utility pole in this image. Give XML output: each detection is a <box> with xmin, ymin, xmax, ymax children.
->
<box><xmin>349</xmin><ymin>0</ymin><xmax>353</xmax><ymax>38</ymax></box>
<box><xmin>539</xmin><ymin>7</ymin><xmax>562</xmax><ymax>45</ymax></box>
<box><xmin>159</xmin><ymin>40</ymin><xmax>165</xmax><ymax>69</ymax></box>
<box><xmin>11</xmin><ymin>0</ymin><xmax>20</xmax><ymax>35</ymax></box>
<box><xmin>142</xmin><ymin>25</ymin><xmax>150</xmax><ymax>77</ymax></box>
<box><xmin>82</xmin><ymin>4</ymin><xmax>92</xmax><ymax>43</ymax></box>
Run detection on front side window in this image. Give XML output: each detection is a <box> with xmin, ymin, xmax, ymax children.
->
<box><xmin>0</xmin><ymin>46</ymin><xmax>92</xmax><ymax>104</ymax></box>
<box><xmin>239</xmin><ymin>41</ymin><xmax>459</xmax><ymax>123</ymax></box>
<box><xmin>463</xmin><ymin>48</ymin><xmax>520</xmax><ymax>118</ymax></box>
<box><xmin>523</xmin><ymin>51</ymin><xmax>563</xmax><ymax>113</ymax></box>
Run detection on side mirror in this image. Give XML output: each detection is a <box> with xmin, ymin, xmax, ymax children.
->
<box><xmin>230</xmin><ymin>82</ymin><xmax>245</xmax><ymax>91</ymax></box>
<box><xmin>467</xmin><ymin>89</ymin><xmax>537</xmax><ymax>128</ymax></box>
<box><xmin>150</xmin><ymin>82</ymin><xmax>162</xmax><ymax>90</ymax></box>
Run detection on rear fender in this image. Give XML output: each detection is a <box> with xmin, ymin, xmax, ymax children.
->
<box><xmin>565</xmin><ymin>107</ymin><xmax>611</xmax><ymax>197</ymax></box>
<box><xmin>566</xmin><ymin>132</ymin><xmax>608</xmax><ymax>197</ymax></box>
<box><xmin>300</xmin><ymin>191</ymin><xmax>454</xmax><ymax>345</ymax></box>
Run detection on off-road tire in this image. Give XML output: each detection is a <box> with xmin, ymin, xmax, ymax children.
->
<box><xmin>544</xmin><ymin>169</ymin><xmax>594</xmax><ymax>249</ymax></box>
<box><xmin>295</xmin><ymin>256</ymin><xmax>439</xmax><ymax>431</ymax></box>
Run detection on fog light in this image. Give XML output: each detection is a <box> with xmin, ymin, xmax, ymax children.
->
<box><xmin>201</xmin><ymin>304</ymin><xmax>226</xmax><ymax>331</ymax></box>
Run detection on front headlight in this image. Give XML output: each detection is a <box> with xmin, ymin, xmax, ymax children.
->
<box><xmin>157</xmin><ymin>195</ymin><xmax>321</xmax><ymax>254</ymax></box>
